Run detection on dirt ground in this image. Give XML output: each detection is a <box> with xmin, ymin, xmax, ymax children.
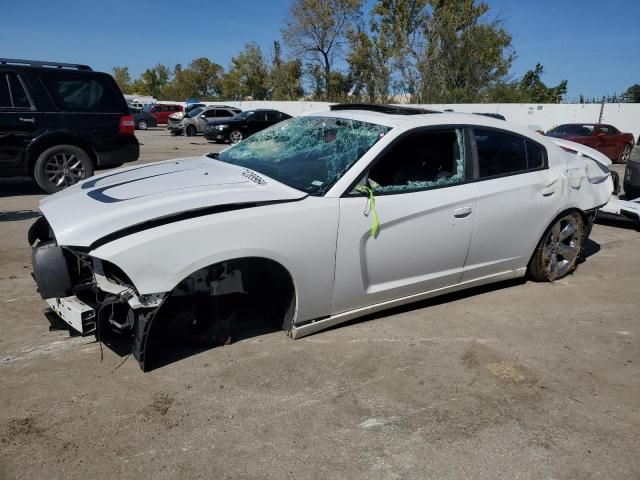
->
<box><xmin>1</xmin><ymin>129</ymin><xmax>639</xmax><ymax>480</ymax></box>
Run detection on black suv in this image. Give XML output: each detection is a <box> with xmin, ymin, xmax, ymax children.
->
<box><xmin>203</xmin><ymin>109</ymin><xmax>292</xmax><ymax>144</ymax></box>
<box><xmin>0</xmin><ymin>58</ymin><xmax>139</xmax><ymax>193</ymax></box>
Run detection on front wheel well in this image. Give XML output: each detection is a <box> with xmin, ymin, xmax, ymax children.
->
<box><xmin>139</xmin><ymin>257</ymin><xmax>296</xmax><ymax>370</ymax></box>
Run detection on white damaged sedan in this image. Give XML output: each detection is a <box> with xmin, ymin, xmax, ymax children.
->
<box><xmin>29</xmin><ymin>104</ymin><xmax>613</xmax><ymax>370</ymax></box>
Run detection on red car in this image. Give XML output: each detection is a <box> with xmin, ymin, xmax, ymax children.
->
<box><xmin>546</xmin><ymin>123</ymin><xmax>634</xmax><ymax>163</ymax></box>
<box><xmin>143</xmin><ymin>104</ymin><xmax>183</xmax><ymax>124</ymax></box>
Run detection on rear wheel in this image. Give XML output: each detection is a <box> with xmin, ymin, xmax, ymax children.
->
<box><xmin>617</xmin><ymin>144</ymin><xmax>632</xmax><ymax>164</ymax></box>
<box><xmin>137</xmin><ymin>119</ymin><xmax>148</xmax><ymax>130</ymax></box>
<box><xmin>528</xmin><ymin>212</ymin><xmax>584</xmax><ymax>282</ymax></box>
<box><xmin>185</xmin><ymin>125</ymin><xmax>197</xmax><ymax>137</ymax></box>
<box><xmin>33</xmin><ymin>145</ymin><xmax>94</xmax><ymax>194</ymax></box>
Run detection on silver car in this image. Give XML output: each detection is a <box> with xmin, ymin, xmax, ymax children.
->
<box><xmin>171</xmin><ymin>106</ymin><xmax>241</xmax><ymax>136</ymax></box>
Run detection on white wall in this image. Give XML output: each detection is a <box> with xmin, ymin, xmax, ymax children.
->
<box><xmin>158</xmin><ymin>100</ymin><xmax>640</xmax><ymax>141</ymax></box>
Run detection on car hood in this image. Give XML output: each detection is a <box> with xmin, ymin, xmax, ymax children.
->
<box><xmin>39</xmin><ymin>156</ymin><xmax>307</xmax><ymax>248</ymax></box>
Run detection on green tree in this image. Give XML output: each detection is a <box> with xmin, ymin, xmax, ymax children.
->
<box><xmin>485</xmin><ymin>64</ymin><xmax>567</xmax><ymax>103</ymax></box>
<box><xmin>221</xmin><ymin>43</ymin><xmax>270</xmax><ymax>100</ymax></box>
<box><xmin>163</xmin><ymin>58</ymin><xmax>224</xmax><ymax>100</ymax></box>
<box><xmin>363</xmin><ymin>0</ymin><xmax>513</xmax><ymax>103</ymax></box>
<box><xmin>131</xmin><ymin>63</ymin><xmax>171</xmax><ymax>98</ymax></box>
<box><xmin>112</xmin><ymin>66</ymin><xmax>132</xmax><ymax>94</ymax></box>
<box><xmin>270</xmin><ymin>41</ymin><xmax>304</xmax><ymax>100</ymax></box>
<box><xmin>624</xmin><ymin>84</ymin><xmax>640</xmax><ymax>103</ymax></box>
<box><xmin>188</xmin><ymin>57</ymin><xmax>224</xmax><ymax>98</ymax></box>
<box><xmin>282</xmin><ymin>0</ymin><xmax>363</xmax><ymax>100</ymax></box>
<box><xmin>517</xmin><ymin>63</ymin><xmax>567</xmax><ymax>103</ymax></box>
<box><xmin>347</xmin><ymin>21</ymin><xmax>393</xmax><ymax>102</ymax></box>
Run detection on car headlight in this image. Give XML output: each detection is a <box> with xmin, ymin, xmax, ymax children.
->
<box><xmin>216</xmin><ymin>125</ymin><xmax>229</xmax><ymax>131</ymax></box>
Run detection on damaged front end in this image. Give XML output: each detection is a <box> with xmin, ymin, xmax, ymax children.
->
<box><xmin>29</xmin><ymin>216</ymin><xmax>166</xmax><ymax>370</ymax></box>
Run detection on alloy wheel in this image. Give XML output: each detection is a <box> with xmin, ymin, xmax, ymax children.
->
<box><xmin>43</xmin><ymin>152</ymin><xmax>87</xmax><ymax>188</ymax></box>
<box><xmin>229</xmin><ymin>130</ymin><xmax>243</xmax><ymax>144</ymax></box>
<box><xmin>619</xmin><ymin>144</ymin><xmax>631</xmax><ymax>163</ymax></box>
<box><xmin>138</xmin><ymin>120</ymin><xmax>148</xmax><ymax>130</ymax></box>
<box><xmin>541</xmin><ymin>213</ymin><xmax>583</xmax><ymax>280</ymax></box>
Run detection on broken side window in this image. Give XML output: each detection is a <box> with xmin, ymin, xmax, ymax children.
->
<box><xmin>362</xmin><ymin>128</ymin><xmax>466</xmax><ymax>194</ymax></box>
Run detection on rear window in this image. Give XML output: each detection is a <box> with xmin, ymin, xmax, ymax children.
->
<box><xmin>39</xmin><ymin>72</ymin><xmax>124</xmax><ymax>112</ymax></box>
<box><xmin>475</xmin><ymin>129</ymin><xmax>527</xmax><ymax>177</ymax></box>
<box><xmin>9</xmin><ymin>74</ymin><xmax>31</xmax><ymax>108</ymax></box>
<box><xmin>0</xmin><ymin>73</ymin><xmax>32</xmax><ymax>109</ymax></box>
<box><xmin>0</xmin><ymin>75</ymin><xmax>10</xmax><ymax>107</ymax></box>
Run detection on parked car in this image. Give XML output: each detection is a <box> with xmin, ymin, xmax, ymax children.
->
<box><xmin>623</xmin><ymin>144</ymin><xmax>640</xmax><ymax>199</ymax></box>
<box><xmin>143</xmin><ymin>103</ymin><xmax>183</xmax><ymax>124</ymax></box>
<box><xmin>0</xmin><ymin>58</ymin><xmax>139</xmax><ymax>193</ymax></box>
<box><xmin>545</xmin><ymin>123</ymin><xmax>634</xmax><ymax>163</ymax></box>
<box><xmin>29</xmin><ymin>104</ymin><xmax>613</xmax><ymax>370</ymax></box>
<box><xmin>204</xmin><ymin>109</ymin><xmax>292</xmax><ymax>144</ymax></box>
<box><xmin>129</xmin><ymin>108</ymin><xmax>157</xmax><ymax>130</ymax></box>
<box><xmin>169</xmin><ymin>105</ymin><xmax>241</xmax><ymax>136</ymax></box>
<box><xmin>185</xmin><ymin>102</ymin><xmax>205</xmax><ymax>113</ymax></box>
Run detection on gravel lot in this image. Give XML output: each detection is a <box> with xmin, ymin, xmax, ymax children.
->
<box><xmin>1</xmin><ymin>128</ymin><xmax>639</xmax><ymax>480</ymax></box>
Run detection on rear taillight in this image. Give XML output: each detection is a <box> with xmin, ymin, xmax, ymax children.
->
<box><xmin>119</xmin><ymin>115</ymin><xmax>135</xmax><ymax>135</ymax></box>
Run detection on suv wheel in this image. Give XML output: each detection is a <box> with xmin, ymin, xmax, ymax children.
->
<box><xmin>137</xmin><ymin>119</ymin><xmax>148</xmax><ymax>130</ymax></box>
<box><xmin>34</xmin><ymin>145</ymin><xmax>94</xmax><ymax>194</ymax></box>
<box><xmin>185</xmin><ymin>125</ymin><xmax>197</xmax><ymax>137</ymax></box>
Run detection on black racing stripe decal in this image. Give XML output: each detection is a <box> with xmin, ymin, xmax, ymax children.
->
<box><xmin>82</xmin><ymin>163</ymin><xmax>160</xmax><ymax>189</ymax></box>
<box><xmin>88</xmin><ymin>197</ymin><xmax>307</xmax><ymax>251</ymax></box>
<box><xmin>87</xmin><ymin>170</ymin><xmax>217</xmax><ymax>203</ymax></box>
<box><xmin>82</xmin><ymin>161</ymin><xmax>205</xmax><ymax>190</ymax></box>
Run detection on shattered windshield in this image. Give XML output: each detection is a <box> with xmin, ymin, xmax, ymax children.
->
<box><xmin>216</xmin><ymin>116</ymin><xmax>391</xmax><ymax>195</ymax></box>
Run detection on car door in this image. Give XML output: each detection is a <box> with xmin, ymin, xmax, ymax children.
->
<box><xmin>245</xmin><ymin>111</ymin><xmax>266</xmax><ymax>136</ymax></box>
<box><xmin>0</xmin><ymin>72</ymin><xmax>37</xmax><ymax>169</ymax></box>
<box><xmin>199</xmin><ymin>109</ymin><xmax>219</xmax><ymax>131</ymax></box>
<box><xmin>460</xmin><ymin>127</ymin><xmax>559</xmax><ymax>282</ymax></box>
<box><xmin>592</xmin><ymin>126</ymin><xmax>616</xmax><ymax>159</ymax></box>
<box><xmin>331</xmin><ymin>127</ymin><xmax>478</xmax><ymax>314</ymax></box>
<box><xmin>265</xmin><ymin>111</ymin><xmax>284</xmax><ymax>128</ymax></box>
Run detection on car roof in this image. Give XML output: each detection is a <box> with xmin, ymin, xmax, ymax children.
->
<box><xmin>306</xmin><ymin>108</ymin><xmax>526</xmax><ymax>131</ymax></box>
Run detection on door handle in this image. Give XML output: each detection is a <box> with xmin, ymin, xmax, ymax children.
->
<box><xmin>19</xmin><ymin>117</ymin><xmax>35</xmax><ymax>124</ymax></box>
<box><xmin>453</xmin><ymin>206</ymin><xmax>472</xmax><ymax>218</ymax></box>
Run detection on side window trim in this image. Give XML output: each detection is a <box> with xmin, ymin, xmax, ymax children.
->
<box><xmin>468</xmin><ymin>126</ymin><xmax>548</xmax><ymax>182</ymax></box>
<box><xmin>343</xmin><ymin>125</ymin><xmax>471</xmax><ymax>197</ymax></box>
<box><xmin>12</xmin><ymin>74</ymin><xmax>35</xmax><ymax>111</ymax></box>
<box><xmin>0</xmin><ymin>73</ymin><xmax>35</xmax><ymax>110</ymax></box>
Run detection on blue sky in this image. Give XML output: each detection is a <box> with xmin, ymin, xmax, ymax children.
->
<box><xmin>1</xmin><ymin>0</ymin><xmax>638</xmax><ymax>100</ymax></box>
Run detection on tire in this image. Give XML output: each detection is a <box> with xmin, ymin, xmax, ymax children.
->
<box><xmin>185</xmin><ymin>125</ymin><xmax>197</xmax><ymax>137</ymax></box>
<box><xmin>617</xmin><ymin>144</ymin><xmax>632</xmax><ymax>164</ymax></box>
<box><xmin>625</xmin><ymin>185</ymin><xmax>640</xmax><ymax>201</ymax></box>
<box><xmin>33</xmin><ymin>145</ymin><xmax>94</xmax><ymax>194</ymax></box>
<box><xmin>528</xmin><ymin>211</ymin><xmax>585</xmax><ymax>282</ymax></box>
<box><xmin>229</xmin><ymin>130</ymin><xmax>243</xmax><ymax>144</ymax></box>
<box><xmin>137</xmin><ymin>119</ymin><xmax>148</xmax><ymax>130</ymax></box>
